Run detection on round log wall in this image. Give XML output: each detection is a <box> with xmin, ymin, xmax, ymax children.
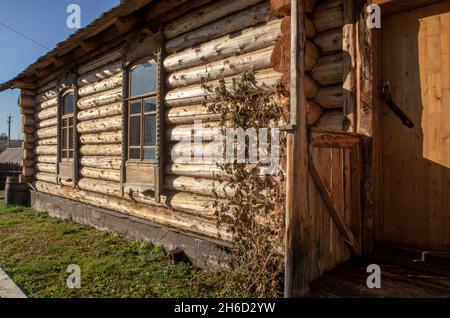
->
<box><xmin>30</xmin><ymin>0</ymin><xmax>286</xmax><ymax>242</ymax></box>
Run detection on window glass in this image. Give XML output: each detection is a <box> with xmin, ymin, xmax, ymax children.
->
<box><xmin>63</xmin><ymin>93</ymin><xmax>74</xmax><ymax>115</ymax></box>
<box><xmin>68</xmin><ymin>127</ymin><xmax>74</xmax><ymax>149</ymax></box>
<box><xmin>130</xmin><ymin>101</ymin><xmax>141</xmax><ymax>114</ymax></box>
<box><xmin>129</xmin><ymin>116</ymin><xmax>141</xmax><ymax>147</ymax></box>
<box><xmin>129</xmin><ymin>148</ymin><xmax>140</xmax><ymax>160</ymax></box>
<box><xmin>144</xmin><ymin>114</ymin><xmax>156</xmax><ymax>146</ymax></box>
<box><xmin>143</xmin><ymin>148</ymin><xmax>156</xmax><ymax>160</ymax></box>
<box><xmin>130</xmin><ymin>61</ymin><xmax>157</xmax><ymax>97</ymax></box>
<box><xmin>144</xmin><ymin>98</ymin><xmax>157</xmax><ymax>113</ymax></box>
<box><xmin>62</xmin><ymin>129</ymin><xmax>67</xmax><ymax>149</ymax></box>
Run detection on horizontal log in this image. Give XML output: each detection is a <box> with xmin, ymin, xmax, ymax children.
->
<box><xmin>281</xmin><ymin>16</ymin><xmax>316</xmax><ymax>39</ymax></box>
<box><xmin>33</xmin><ymin>181</ymin><xmax>230</xmax><ymax>241</ymax></box>
<box><xmin>22</xmin><ymin>116</ymin><xmax>35</xmax><ymax>126</ymax></box>
<box><xmin>80</xmin><ymin>156</ymin><xmax>122</xmax><ymax>170</ymax></box>
<box><xmin>281</xmin><ymin>72</ymin><xmax>319</xmax><ymax>98</ymax></box>
<box><xmin>35</xmin><ymin>155</ymin><xmax>57</xmax><ymax>164</ymax></box>
<box><xmin>313</xmin><ymin>0</ymin><xmax>344</xmax><ymax>33</ymax></box>
<box><xmin>36</xmin><ymin>96</ymin><xmax>57</xmax><ymax>111</ymax></box>
<box><xmin>166</xmin><ymin>2</ymin><xmax>275</xmax><ymax>53</ymax></box>
<box><xmin>165</xmin><ymin>163</ymin><xmax>225</xmax><ymax>179</ymax></box>
<box><xmin>164</xmin><ymin>18</ymin><xmax>282</xmax><ymax>73</ymax></box>
<box><xmin>77</xmin><ymin>87</ymin><xmax>123</xmax><ymax>110</ymax></box>
<box><xmin>164</xmin><ymin>0</ymin><xmax>263</xmax><ymax>39</ymax></box>
<box><xmin>314</xmin><ymin>28</ymin><xmax>342</xmax><ymax>54</ymax></box>
<box><xmin>35</xmin><ymin>172</ymin><xmax>57</xmax><ymax>184</ymax></box>
<box><xmin>305</xmin><ymin>0</ymin><xmax>316</xmax><ymax>13</ymax></box>
<box><xmin>19</xmin><ymin>95</ymin><xmax>35</xmax><ymax>108</ymax></box>
<box><xmin>165</xmin><ymin>104</ymin><xmax>220</xmax><ymax>125</ymax></box>
<box><xmin>167</xmin><ymin>46</ymin><xmax>273</xmax><ymax>89</ymax></box>
<box><xmin>78</xmin><ymin>73</ymin><xmax>123</xmax><ymax>97</ymax></box>
<box><xmin>312</xmin><ymin>53</ymin><xmax>343</xmax><ymax>86</ymax></box>
<box><xmin>305</xmin><ymin>75</ymin><xmax>319</xmax><ymax>99</ymax></box>
<box><xmin>23</xmin><ymin>149</ymin><xmax>34</xmax><ymax>160</ymax></box>
<box><xmin>316</xmin><ymin>111</ymin><xmax>343</xmax><ymax>131</ymax></box>
<box><xmin>21</xmin><ymin>107</ymin><xmax>35</xmax><ymax>115</ymax></box>
<box><xmin>270</xmin><ymin>0</ymin><xmax>290</xmax><ymax>15</ymax></box>
<box><xmin>271</xmin><ymin>37</ymin><xmax>318</xmax><ymax>72</ymax></box>
<box><xmin>79</xmin><ymin>130</ymin><xmax>122</xmax><ymax>145</ymax></box>
<box><xmin>22</xmin><ymin>125</ymin><xmax>34</xmax><ymax>134</ymax></box>
<box><xmin>23</xmin><ymin>133</ymin><xmax>35</xmax><ymax>144</ymax></box>
<box><xmin>35</xmin><ymin>145</ymin><xmax>57</xmax><ymax>155</ymax></box>
<box><xmin>35</xmin><ymin>163</ymin><xmax>57</xmax><ymax>174</ymax></box>
<box><xmin>78</xmin><ymin>51</ymin><xmax>122</xmax><ymax>75</ymax></box>
<box><xmin>167</xmin><ymin>122</ymin><xmax>220</xmax><ymax>141</ymax></box>
<box><xmin>307</xmin><ymin>100</ymin><xmax>323</xmax><ymax>126</ymax></box>
<box><xmin>36</xmin><ymin>117</ymin><xmax>57</xmax><ymax>129</ymax></box>
<box><xmin>78</xmin><ymin>61</ymin><xmax>122</xmax><ymax>87</ymax></box>
<box><xmin>77</xmin><ymin>102</ymin><xmax>122</xmax><ymax>122</ymax></box>
<box><xmin>77</xmin><ymin>115</ymin><xmax>122</xmax><ymax>134</ymax></box>
<box><xmin>35</xmin><ymin>126</ymin><xmax>57</xmax><ymax>140</ymax></box>
<box><xmin>80</xmin><ymin>144</ymin><xmax>122</xmax><ymax>156</ymax></box>
<box><xmin>35</xmin><ymin>106</ymin><xmax>57</xmax><ymax>121</ymax></box>
<box><xmin>36</xmin><ymin>137</ymin><xmax>57</xmax><ymax>146</ymax></box>
<box><xmin>22</xmin><ymin>166</ymin><xmax>35</xmax><ymax>177</ymax></box>
<box><xmin>165</xmin><ymin>69</ymin><xmax>281</xmax><ymax>107</ymax></box>
<box><xmin>80</xmin><ymin>167</ymin><xmax>121</xmax><ymax>182</ymax></box>
<box><xmin>165</xmin><ymin>175</ymin><xmax>233</xmax><ymax>198</ymax></box>
<box><xmin>315</xmin><ymin>85</ymin><xmax>343</xmax><ymax>109</ymax></box>
<box><xmin>23</xmin><ymin>158</ymin><xmax>35</xmax><ymax>167</ymax></box>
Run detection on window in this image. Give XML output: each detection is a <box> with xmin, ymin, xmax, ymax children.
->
<box><xmin>61</xmin><ymin>92</ymin><xmax>74</xmax><ymax>161</ymax></box>
<box><xmin>128</xmin><ymin>61</ymin><xmax>158</xmax><ymax>161</ymax></box>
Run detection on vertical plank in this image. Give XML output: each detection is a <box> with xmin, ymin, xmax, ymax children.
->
<box><xmin>285</xmin><ymin>0</ymin><xmax>311</xmax><ymax>297</ymax></box>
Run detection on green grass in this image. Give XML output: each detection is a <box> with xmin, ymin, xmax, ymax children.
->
<box><xmin>0</xmin><ymin>191</ymin><xmax>247</xmax><ymax>298</ymax></box>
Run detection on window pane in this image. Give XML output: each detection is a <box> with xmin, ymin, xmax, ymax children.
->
<box><xmin>62</xmin><ymin>128</ymin><xmax>67</xmax><ymax>149</ymax></box>
<box><xmin>69</xmin><ymin>117</ymin><xmax>73</xmax><ymax>126</ymax></box>
<box><xmin>68</xmin><ymin>127</ymin><xmax>74</xmax><ymax>149</ymax></box>
<box><xmin>130</xmin><ymin>101</ymin><xmax>141</xmax><ymax>114</ymax></box>
<box><xmin>63</xmin><ymin>93</ymin><xmax>74</xmax><ymax>115</ymax></box>
<box><xmin>130</xmin><ymin>61</ymin><xmax>157</xmax><ymax>97</ymax></box>
<box><xmin>144</xmin><ymin>114</ymin><xmax>156</xmax><ymax>146</ymax></box>
<box><xmin>129</xmin><ymin>116</ymin><xmax>141</xmax><ymax>146</ymax></box>
<box><xmin>68</xmin><ymin>151</ymin><xmax>73</xmax><ymax>159</ymax></box>
<box><xmin>62</xmin><ymin>150</ymin><xmax>67</xmax><ymax>159</ymax></box>
<box><xmin>129</xmin><ymin>148</ymin><xmax>140</xmax><ymax>160</ymax></box>
<box><xmin>144</xmin><ymin>148</ymin><xmax>156</xmax><ymax>160</ymax></box>
<box><xmin>144</xmin><ymin>98</ymin><xmax>157</xmax><ymax>113</ymax></box>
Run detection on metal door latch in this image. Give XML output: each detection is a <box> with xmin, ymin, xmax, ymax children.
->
<box><xmin>382</xmin><ymin>81</ymin><xmax>414</xmax><ymax>128</ymax></box>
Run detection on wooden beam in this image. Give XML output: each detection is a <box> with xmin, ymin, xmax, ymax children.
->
<box><xmin>115</xmin><ymin>14</ymin><xmax>141</xmax><ymax>33</ymax></box>
<box><xmin>311</xmin><ymin>130</ymin><xmax>360</xmax><ymax>148</ymax></box>
<box><xmin>284</xmin><ymin>0</ymin><xmax>311</xmax><ymax>298</ymax></box>
<box><xmin>342</xmin><ymin>0</ymin><xmax>356</xmax><ymax>132</ymax></box>
<box><xmin>309</xmin><ymin>155</ymin><xmax>360</xmax><ymax>256</ymax></box>
<box><xmin>10</xmin><ymin>80</ymin><xmax>36</xmax><ymax>90</ymax></box>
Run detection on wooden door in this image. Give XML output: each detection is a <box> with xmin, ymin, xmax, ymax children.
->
<box><xmin>380</xmin><ymin>0</ymin><xmax>450</xmax><ymax>251</ymax></box>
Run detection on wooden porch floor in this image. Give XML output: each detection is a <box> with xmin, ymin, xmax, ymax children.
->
<box><xmin>307</xmin><ymin>250</ymin><xmax>450</xmax><ymax>298</ymax></box>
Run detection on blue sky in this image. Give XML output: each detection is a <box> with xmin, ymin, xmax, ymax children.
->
<box><xmin>0</xmin><ymin>0</ymin><xmax>119</xmax><ymax>139</ymax></box>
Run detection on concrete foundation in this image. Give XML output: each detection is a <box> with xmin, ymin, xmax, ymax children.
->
<box><xmin>30</xmin><ymin>191</ymin><xmax>232</xmax><ymax>270</ymax></box>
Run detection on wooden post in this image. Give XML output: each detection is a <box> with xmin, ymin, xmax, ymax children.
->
<box><xmin>343</xmin><ymin>0</ymin><xmax>356</xmax><ymax>132</ymax></box>
<box><xmin>284</xmin><ymin>0</ymin><xmax>311</xmax><ymax>298</ymax></box>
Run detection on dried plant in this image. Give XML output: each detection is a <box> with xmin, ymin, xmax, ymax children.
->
<box><xmin>202</xmin><ymin>71</ymin><xmax>286</xmax><ymax>297</ymax></box>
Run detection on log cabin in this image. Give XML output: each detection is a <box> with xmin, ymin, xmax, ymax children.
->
<box><xmin>0</xmin><ymin>0</ymin><xmax>448</xmax><ymax>297</ymax></box>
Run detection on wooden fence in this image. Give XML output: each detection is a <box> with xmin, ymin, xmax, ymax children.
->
<box><xmin>0</xmin><ymin>162</ymin><xmax>21</xmax><ymax>190</ymax></box>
